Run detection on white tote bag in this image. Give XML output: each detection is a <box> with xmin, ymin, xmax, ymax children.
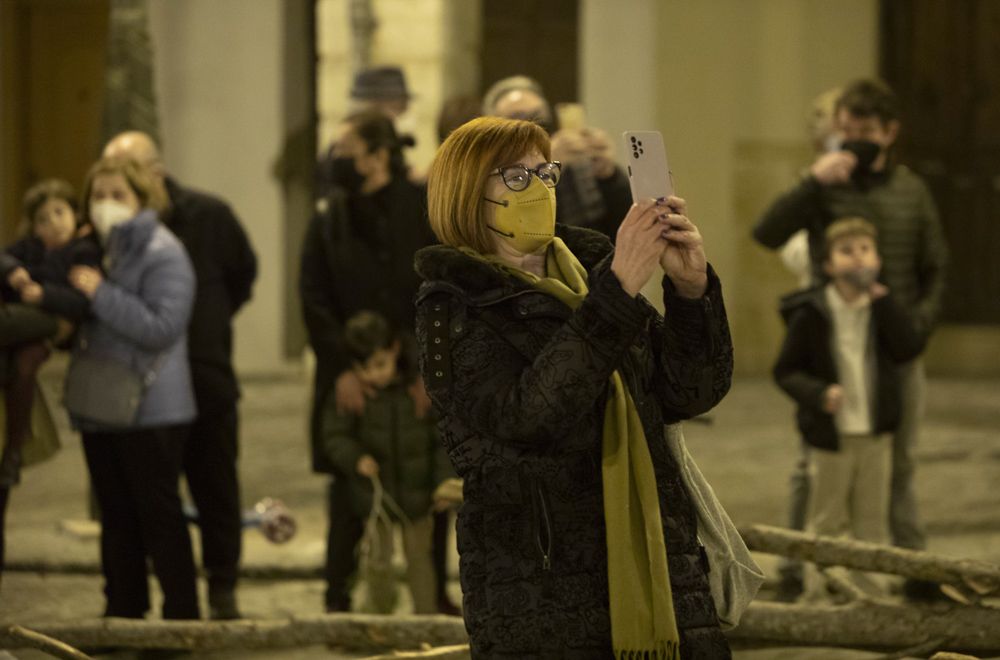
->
<box><xmin>665</xmin><ymin>423</ymin><xmax>764</xmax><ymax>630</ymax></box>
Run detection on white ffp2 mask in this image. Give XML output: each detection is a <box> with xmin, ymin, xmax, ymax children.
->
<box><xmin>90</xmin><ymin>200</ymin><xmax>136</xmax><ymax>238</ymax></box>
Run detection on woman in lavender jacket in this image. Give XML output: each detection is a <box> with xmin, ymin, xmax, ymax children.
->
<box><xmin>68</xmin><ymin>156</ymin><xmax>199</xmax><ymax>620</ymax></box>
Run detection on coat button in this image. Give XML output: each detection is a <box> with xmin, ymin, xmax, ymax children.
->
<box><xmin>435</xmin><ymin>370</ymin><xmax>443</xmax><ymax>378</ymax></box>
<box><xmin>433</xmin><ymin>320</ymin><xmax>441</xmax><ymax>327</ymax></box>
<box><xmin>454</xmin><ymin>324</ymin><xmax>463</xmax><ymax>333</ymax></box>
<box><xmin>434</xmin><ymin>337</ymin><xmax>441</xmax><ymax>344</ymax></box>
<box><xmin>434</xmin><ymin>354</ymin><xmax>442</xmax><ymax>361</ymax></box>
<box><xmin>433</xmin><ymin>304</ymin><xmax>442</xmax><ymax>312</ymax></box>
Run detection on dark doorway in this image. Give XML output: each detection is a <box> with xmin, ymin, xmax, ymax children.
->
<box><xmin>880</xmin><ymin>0</ymin><xmax>1000</xmax><ymax>323</ymax></box>
<box><xmin>480</xmin><ymin>0</ymin><xmax>579</xmax><ymax>106</ymax></box>
<box><xmin>0</xmin><ymin>0</ymin><xmax>109</xmax><ymax>242</ymax></box>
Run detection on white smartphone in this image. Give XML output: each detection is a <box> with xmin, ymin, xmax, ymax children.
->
<box><xmin>622</xmin><ymin>130</ymin><xmax>673</xmax><ymax>202</ymax></box>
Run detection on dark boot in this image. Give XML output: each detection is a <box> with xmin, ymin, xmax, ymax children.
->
<box><xmin>0</xmin><ymin>449</ymin><xmax>21</xmax><ymax>488</ymax></box>
<box><xmin>208</xmin><ymin>586</ymin><xmax>241</xmax><ymax>620</ymax></box>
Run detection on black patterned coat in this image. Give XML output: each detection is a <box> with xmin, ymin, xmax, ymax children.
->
<box><xmin>414</xmin><ymin>225</ymin><xmax>734</xmax><ymax>659</ymax></box>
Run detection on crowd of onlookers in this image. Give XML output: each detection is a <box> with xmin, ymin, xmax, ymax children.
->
<box><xmin>1</xmin><ymin>65</ymin><xmax>947</xmax><ymax>650</ymax></box>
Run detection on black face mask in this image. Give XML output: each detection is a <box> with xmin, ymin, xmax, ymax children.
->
<box><xmin>328</xmin><ymin>156</ymin><xmax>365</xmax><ymax>193</ymax></box>
<box><xmin>841</xmin><ymin>140</ymin><xmax>881</xmax><ymax>180</ymax></box>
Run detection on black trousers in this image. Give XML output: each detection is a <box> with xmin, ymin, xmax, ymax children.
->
<box><xmin>82</xmin><ymin>425</ymin><xmax>199</xmax><ymax>619</ymax></box>
<box><xmin>183</xmin><ymin>403</ymin><xmax>241</xmax><ymax>593</ymax></box>
<box><xmin>0</xmin><ymin>486</ymin><xmax>9</xmax><ymax>585</ymax></box>
<box><xmin>432</xmin><ymin>510</ymin><xmax>450</xmax><ymax>601</ymax></box>
<box><xmin>324</xmin><ymin>476</ymin><xmax>363</xmax><ymax>609</ymax></box>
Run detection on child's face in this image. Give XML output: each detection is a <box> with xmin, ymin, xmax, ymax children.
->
<box><xmin>824</xmin><ymin>234</ymin><xmax>881</xmax><ymax>288</ymax></box>
<box><xmin>353</xmin><ymin>343</ymin><xmax>400</xmax><ymax>389</ymax></box>
<box><xmin>33</xmin><ymin>197</ymin><xmax>77</xmax><ymax>250</ymax></box>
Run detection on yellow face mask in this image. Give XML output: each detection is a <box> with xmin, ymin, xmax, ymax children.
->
<box><xmin>484</xmin><ymin>177</ymin><xmax>557</xmax><ymax>254</ymax></box>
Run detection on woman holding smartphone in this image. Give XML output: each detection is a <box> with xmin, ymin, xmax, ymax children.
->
<box><xmin>413</xmin><ymin>116</ymin><xmax>734</xmax><ymax>659</ymax></box>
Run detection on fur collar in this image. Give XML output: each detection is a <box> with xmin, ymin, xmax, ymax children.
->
<box><xmin>415</xmin><ymin>224</ymin><xmax>613</xmax><ymax>297</ymax></box>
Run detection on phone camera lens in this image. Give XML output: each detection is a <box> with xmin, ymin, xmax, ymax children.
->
<box><xmin>633</xmin><ymin>152</ymin><xmax>639</xmax><ymax>159</ymax></box>
<box><xmin>630</xmin><ymin>137</ymin><xmax>637</xmax><ymax>143</ymax></box>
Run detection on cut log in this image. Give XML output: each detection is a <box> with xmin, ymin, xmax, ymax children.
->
<box><xmin>727</xmin><ymin>601</ymin><xmax>1000</xmax><ymax>654</ymax></box>
<box><xmin>362</xmin><ymin>644</ymin><xmax>471</xmax><ymax>659</ymax></box>
<box><xmin>740</xmin><ymin>524</ymin><xmax>1000</xmax><ymax>593</ymax></box>
<box><xmin>1</xmin><ymin>558</ymin><xmax>324</xmax><ymax>581</ymax></box>
<box><xmin>2</xmin><ymin>604</ymin><xmax>998</xmax><ymax>655</ymax></box>
<box><xmin>3</xmin><ymin>625</ymin><xmax>93</xmax><ymax>660</ymax></box>
<box><xmin>0</xmin><ymin>614</ymin><xmax>467</xmax><ymax>652</ymax></box>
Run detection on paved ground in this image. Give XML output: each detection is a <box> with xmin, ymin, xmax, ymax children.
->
<box><xmin>2</xmin><ymin>357</ymin><xmax>999</xmax><ymax>659</ymax></box>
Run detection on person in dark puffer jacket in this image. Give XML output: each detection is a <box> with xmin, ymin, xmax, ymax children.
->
<box><xmin>415</xmin><ymin>117</ymin><xmax>734</xmax><ymax>660</ymax></box>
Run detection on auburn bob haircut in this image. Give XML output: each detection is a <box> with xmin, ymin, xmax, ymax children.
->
<box><xmin>427</xmin><ymin>116</ymin><xmax>550</xmax><ymax>253</ymax></box>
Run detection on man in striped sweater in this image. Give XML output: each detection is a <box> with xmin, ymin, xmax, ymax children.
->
<box><xmin>753</xmin><ymin>78</ymin><xmax>948</xmax><ymax>600</ymax></box>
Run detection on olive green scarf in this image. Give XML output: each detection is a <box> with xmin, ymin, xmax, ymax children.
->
<box><xmin>467</xmin><ymin>238</ymin><xmax>680</xmax><ymax>659</ymax></box>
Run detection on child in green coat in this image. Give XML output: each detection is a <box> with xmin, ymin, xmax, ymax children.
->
<box><xmin>321</xmin><ymin>310</ymin><xmax>456</xmax><ymax>614</ymax></box>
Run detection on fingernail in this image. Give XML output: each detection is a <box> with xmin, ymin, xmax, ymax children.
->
<box><xmin>656</xmin><ymin>196</ymin><xmax>669</xmax><ymax>204</ymax></box>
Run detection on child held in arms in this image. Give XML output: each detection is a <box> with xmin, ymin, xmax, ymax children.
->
<box><xmin>1</xmin><ymin>179</ymin><xmax>100</xmax><ymax>485</ymax></box>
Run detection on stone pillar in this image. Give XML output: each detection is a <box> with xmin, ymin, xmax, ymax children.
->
<box><xmin>102</xmin><ymin>0</ymin><xmax>160</xmax><ymax>144</ymax></box>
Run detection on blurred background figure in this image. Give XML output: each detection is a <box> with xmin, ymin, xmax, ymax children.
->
<box><xmin>67</xmin><ymin>155</ymin><xmax>199</xmax><ymax>621</ymax></box>
<box><xmin>103</xmin><ymin>130</ymin><xmax>258</xmax><ymax>620</ymax></box>
<box><xmin>754</xmin><ymin>79</ymin><xmax>949</xmax><ymax>601</ymax></box>
<box><xmin>317</xmin><ymin>66</ymin><xmax>415</xmax><ymax>200</ymax></box>
<box><xmin>481</xmin><ymin>75</ymin><xmax>632</xmax><ymax>240</ymax></box>
<box><xmin>778</xmin><ymin>87</ymin><xmax>844</xmax><ymax>292</ymax></box>
<box><xmin>436</xmin><ymin>95</ymin><xmax>481</xmax><ymax>144</ymax></box>
<box><xmin>1</xmin><ymin>180</ymin><xmax>98</xmax><ymax>486</ymax></box>
<box><xmin>319</xmin><ymin>310</ymin><xmax>454</xmax><ymax>614</ymax></box>
<box><xmin>299</xmin><ymin>109</ymin><xmax>439</xmax><ymax>613</ymax></box>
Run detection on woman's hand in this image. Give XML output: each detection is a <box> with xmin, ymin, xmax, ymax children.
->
<box><xmin>7</xmin><ymin>266</ymin><xmax>31</xmax><ymax>290</ymax></box>
<box><xmin>335</xmin><ymin>369</ymin><xmax>374</xmax><ymax>415</ymax></box>
<box><xmin>68</xmin><ymin>266</ymin><xmax>104</xmax><ymax>299</ymax></box>
<box><xmin>20</xmin><ymin>282</ymin><xmax>44</xmax><ymax>305</ymax></box>
<box><xmin>657</xmin><ymin>196</ymin><xmax>708</xmax><ymax>299</ymax></box>
<box><xmin>611</xmin><ymin>198</ymin><xmax>672</xmax><ymax>297</ymax></box>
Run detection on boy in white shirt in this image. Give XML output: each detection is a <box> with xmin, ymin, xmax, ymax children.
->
<box><xmin>773</xmin><ymin>217</ymin><xmax>925</xmax><ymax>599</ymax></box>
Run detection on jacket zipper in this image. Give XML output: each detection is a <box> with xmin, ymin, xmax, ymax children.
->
<box><xmin>532</xmin><ymin>479</ymin><xmax>553</xmax><ymax>571</ymax></box>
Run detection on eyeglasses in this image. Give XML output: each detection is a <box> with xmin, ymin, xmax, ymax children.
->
<box><xmin>489</xmin><ymin>161</ymin><xmax>561</xmax><ymax>191</ymax></box>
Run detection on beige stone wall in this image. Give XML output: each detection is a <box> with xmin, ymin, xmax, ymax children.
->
<box><xmin>149</xmin><ymin>0</ymin><xmax>290</xmax><ymax>374</ymax></box>
<box><xmin>316</xmin><ymin>0</ymin><xmax>481</xmax><ymax>171</ymax></box>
